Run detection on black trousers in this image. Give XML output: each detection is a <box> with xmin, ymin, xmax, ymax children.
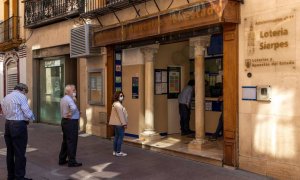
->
<box><xmin>4</xmin><ymin>120</ymin><xmax>28</xmax><ymax>180</ymax></box>
<box><xmin>214</xmin><ymin>112</ymin><xmax>223</xmax><ymax>137</ymax></box>
<box><xmin>179</xmin><ymin>103</ymin><xmax>191</xmax><ymax>133</ymax></box>
<box><xmin>59</xmin><ymin>118</ymin><xmax>79</xmax><ymax>164</ymax></box>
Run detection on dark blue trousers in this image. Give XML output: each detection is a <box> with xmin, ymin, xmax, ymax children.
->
<box><xmin>4</xmin><ymin>120</ymin><xmax>28</xmax><ymax>180</ymax></box>
<box><xmin>113</xmin><ymin>126</ymin><xmax>125</xmax><ymax>153</ymax></box>
<box><xmin>179</xmin><ymin>103</ymin><xmax>191</xmax><ymax>133</ymax></box>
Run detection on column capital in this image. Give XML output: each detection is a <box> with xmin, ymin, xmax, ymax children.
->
<box><xmin>141</xmin><ymin>45</ymin><xmax>159</xmax><ymax>62</ymax></box>
<box><xmin>190</xmin><ymin>36</ymin><xmax>211</xmax><ymax>56</ymax></box>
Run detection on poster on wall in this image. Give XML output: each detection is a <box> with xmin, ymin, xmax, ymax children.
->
<box><xmin>244</xmin><ymin>10</ymin><xmax>296</xmax><ymax>72</ymax></box>
<box><xmin>155</xmin><ymin>69</ymin><xmax>167</xmax><ymax>95</ymax></box>
<box><xmin>132</xmin><ymin>77</ymin><xmax>139</xmax><ymax>99</ymax></box>
<box><xmin>167</xmin><ymin>67</ymin><xmax>181</xmax><ymax>99</ymax></box>
<box><xmin>114</xmin><ymin>51</ymin><xmax>122</xmax><ymax>92</ymax></box>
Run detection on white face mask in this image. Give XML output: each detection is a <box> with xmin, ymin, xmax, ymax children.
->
<box><xmin>73</xmin><ymin>92</ymin><xmax>76</xmax><ymax>97</ymax></box>
<box><xmin>119</xmin><ymin>96</ymin><xmax>124</xmax><ymax>102</ymax></box>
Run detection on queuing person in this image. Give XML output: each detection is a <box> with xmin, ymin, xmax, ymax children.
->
<box><xmin>109</xmin><ymin>91</ymin><xmax>128</xmax><ymax>157</ymax></box>
<box><xmin>1</xmin><ymin>83</ymin><xmax>35</xmax><ymax>180</ymax></box>
<box><xmin>178</xmin><ymin>80</ymin><xmax>195</xmax><ymax>136</ymax></box>
<box><xmin>59</xmin><ymin>84</ymin><xmax>82</xmax><ymax>167</ymax></box>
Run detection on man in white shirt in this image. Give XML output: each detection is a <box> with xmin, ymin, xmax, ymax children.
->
<box><xmin>58</xmin><ymin>84</ymin><xmax>82</xmax><ymax>167</ymax></box>
<box><xmin>1</xmin><ymin>83</ymin><xmax>35</xmax><ymax>180</ymax></box>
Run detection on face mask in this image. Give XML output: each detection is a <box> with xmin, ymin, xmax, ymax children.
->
<box><xmin>119</xmin><ymin>96</ymin><xmax>124</xmax><ymax>102</ymax></box>
<box><xmin>73</xmin><ymin>92</ymin><xmax>76</xmax><ymax>97</ymax></box>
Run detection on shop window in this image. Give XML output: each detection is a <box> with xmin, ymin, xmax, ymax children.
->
<box><xmin>88</xmin><ymin>69</ymin><xmax>104</xmax><ymax>105</ymax></box>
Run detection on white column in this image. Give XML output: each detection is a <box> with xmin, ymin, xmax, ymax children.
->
<box><xmin>190</xmin><ymin>36</ymin><xmax>210</xmax><ymax>145</ymax></box>
<box><xmin>140</xmin><ymin>47</ymin><xmax>160</xmax><ymax>141</ymax></box>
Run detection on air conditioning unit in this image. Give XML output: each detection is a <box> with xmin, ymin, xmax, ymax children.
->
<box><xmin>70</xmin><ymin>24</ymin><xmax>101</xmax><ymax>58</ymax></box>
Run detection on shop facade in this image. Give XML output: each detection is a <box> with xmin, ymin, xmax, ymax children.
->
<box><xmin>24</xmin><ymin>0</ymin><xmax>81</xmax><ymax>125</ymax></box>
<box><xmin>85</xmin><ymin>0</ymin><xmax>241</xmax><ymax>167</ymax></box>
<box><xmin>238</xmin><ymin>0</ymin><xmax>300</xmax><ymax>178</ymax></box>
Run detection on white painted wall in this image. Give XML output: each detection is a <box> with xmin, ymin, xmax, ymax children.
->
<box><xmin>239</xmin><ymin>1</ymin><xmax>300</xmax><ymax>179</ymax></box>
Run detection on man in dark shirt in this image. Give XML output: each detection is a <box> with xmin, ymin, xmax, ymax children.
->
<box><xmin>178</xmin><ymin>80</ymin><xmax>195</xmax><ymax>135</ymax></box>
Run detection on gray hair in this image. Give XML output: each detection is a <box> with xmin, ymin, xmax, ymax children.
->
<box><xmin>14</xmin><ymin>83</ymin><xmax>29</xmax><ymax>93</ymax></box>
<box><xmin>64</xmin><ymin>84</ymin><xmax>75</xmax><ymax>95</ymax></box>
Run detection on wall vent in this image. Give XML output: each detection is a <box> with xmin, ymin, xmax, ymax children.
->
<box><xmin>70</xmin><ymin>24</ymin><xmax>100</xmax><ymax>58</ymax></box>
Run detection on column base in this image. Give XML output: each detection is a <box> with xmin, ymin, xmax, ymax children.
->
<box><xmin>140</xmin><ymin>130</ymin><xmax>161</xmax><ymax>142</ymax></box>
<box><xmin>188</xmin><ymin>138</ymin><xmax>206</xmax><ymax>150</ymax></box>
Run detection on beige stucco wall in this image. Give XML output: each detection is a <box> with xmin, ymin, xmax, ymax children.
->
<box><xmin>122</xmin><ymin>65</ymin><xmax>145</xmax><ymax>135</ymax></box>
<box><xmin>79</xmin><ymin>56</ymin><xmax>107</xmax><ymax>137</ymax></box>
<box><xmin>25</xmin><ymin>19</ymin><xmax>107</xmax><ymax>137</ymax></box>
<box><xmin>26</xmin><ymin>20</ymin><xmax>75</xmax><ymax>108</ymax></box>
<box><xmin>239</xmin><ymin>1</ymin><xmax>300</xmax><ymax>179</ymax></box>
<box><xmin>0</xmin><ymin>2</ymin><xmax>3</xmax><ymax>21</ymax></box>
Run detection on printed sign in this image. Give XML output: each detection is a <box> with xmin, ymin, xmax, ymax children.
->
<box><xmin>132</xmin><ymin>77</ymin><xmax>139</xmax><ymax>99</ymax></box>
<box><xmin>244</xmin><ymin>10</ymin><xmax>296</xmax><ymax>71</ymax></box>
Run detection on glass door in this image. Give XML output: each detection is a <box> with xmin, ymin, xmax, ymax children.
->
<box><xmin>39</xmin><ymin>57</ymin><xmax>65</xmax><ymax>124</ymax></box>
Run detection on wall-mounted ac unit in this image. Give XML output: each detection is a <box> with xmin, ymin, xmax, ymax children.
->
<box><xmin>70</xmin><ymin>24</ymin><xmax>100</xmax><ymax>58</ymax></box>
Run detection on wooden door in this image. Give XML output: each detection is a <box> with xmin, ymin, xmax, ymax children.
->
<box><xmin>106</xmin><ymin>46</ymin><xmax>114</xmax><ymax>137</ymax></box>
<box><xmin>223</xmin><ymin>23</ymin><xmax>239</xmax><ymax>166</ymax></box>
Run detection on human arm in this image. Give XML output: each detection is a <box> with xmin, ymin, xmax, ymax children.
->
<box><xmin>68</xmin><ymin>97</ymin><xmax>79</xmax><ymax>118</ymax></box>
<box><xmin>114</xmin><ymin>103</ymin><xmax>127</xmax><ymax>126</ymax></box>
<box><xmin>20</xmin><ymin>96</ymin><xmax>35</xmax><ymax>121</ymax></box>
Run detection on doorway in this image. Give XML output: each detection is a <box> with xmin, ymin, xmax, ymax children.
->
<box><xmin>39</xmin><ymin>57</ymin><xmax>65</xmax><ymax>124</ymax></box>
<box><xmin>38</xmin><ymin>56</ymin><xmax>77</xmax><ymax>124</ymax></box>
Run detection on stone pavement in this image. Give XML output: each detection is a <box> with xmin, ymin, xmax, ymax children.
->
<box><xmin>0</xmin><ymin>117</ymin><xmax>270</xmax><ymax>180</ymax></box>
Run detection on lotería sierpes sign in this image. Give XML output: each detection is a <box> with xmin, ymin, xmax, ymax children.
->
<box><xmin>244</xmin><ymin>10</ymin><xmax>296</xmax><ymax>71</ymax></box>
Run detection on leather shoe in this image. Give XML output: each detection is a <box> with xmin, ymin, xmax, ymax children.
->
<box><xmin>23</xmin><ymin>178</ymin><xmax>33</xmax><ymax>180</ymax></box>
<box><xmin>59</xmin><ymin>160</ymin><xmax>68</xmax><ymax>165</ymax></box>
<box><xmin>68</xmin><ymin>162</ymin><xmax>82</xmax><ymax>167</ymax></box>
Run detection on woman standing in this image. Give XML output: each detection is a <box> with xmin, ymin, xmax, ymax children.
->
<box><xmin>109</xmin><ymin>91</ymin><xmax>128</xmax><ymax>157</ymax></box>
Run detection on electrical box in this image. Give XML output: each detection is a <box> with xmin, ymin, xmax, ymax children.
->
<box><xmin>257</xmin><ymin>86</ymin><xmax>271</xmax><ymax>101</ymax></box>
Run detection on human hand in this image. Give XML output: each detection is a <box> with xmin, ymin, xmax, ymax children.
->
<box><xmin>66</xmin><ymin>113</ymin><xmax>72</xmax><ymax>118</ymax></box>
<box><xmin>123</xmin><ymin>125</ymin><xmax>127</xmax><ymax>129</ymax></box>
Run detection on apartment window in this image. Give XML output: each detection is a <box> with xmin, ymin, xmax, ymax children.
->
<box><xmin>88</xmin><ymin>69</ymin><xmax>104</xmax><ymax>105</ymax></box>
<box><xmin>5</xmin><ymin>59</ymin><xmax>18</xmax><ymax>94</ymax></box>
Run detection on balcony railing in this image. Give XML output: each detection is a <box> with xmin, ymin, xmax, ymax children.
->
<box><xmin>0</xmin><ymin>16</ymin><xmax>22</xmax><ymax>51</ymax></box>
<box><xmin>25</xmin><ymin>0</ymin><xmax>84</xmax><ymax>28</ymax></box>
<box><xmin>83</xmin><ymin>0</ymin><xmax>151</xmax><ymax>17</ymax></box>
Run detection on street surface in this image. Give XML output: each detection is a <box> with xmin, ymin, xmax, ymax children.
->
<box><xmin>0</xmin><ymin>116</ymin><xmax>269</xmax><ymax>180</ymax></box>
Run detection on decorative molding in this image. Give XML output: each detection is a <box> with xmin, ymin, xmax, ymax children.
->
<box><xmin>190</xmin><ymin>36</ymin><xmax>211</xmax><ymax>56</ymax></box>
<box><xmin>141</xmin><ymin>47</ymin><xmax>159</xmax><ymax>62</ymax></box>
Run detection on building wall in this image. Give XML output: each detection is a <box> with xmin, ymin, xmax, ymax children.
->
<box><xmin>26</xmin><ymin>20</ymin><xmax>74</xmax><ymax>108</ymax></box>
<box><xmin>239</xmin><ymin>1</ymin><xmax>300</xmax><ymax>179</ymax></box>
<box><xmin>0</xmin><ymin>0</ymin><xmax>26</xmax><ymax>98</ymax></box>
<box><xmin>0</xmin><ymin>58</ymin><xmax>3</xmax><ymax>100</ymax></box>
<box><xmin>79</xmin><ymin>56</ymin><xmax>108</xmax><ymax>137</ymax></box>
<box><xmin>25</xmin><ymin>19</ymin><xmax>107</xmax><ymax>136</ymax></box>
<box><xmin>122</xmin><ymin>48</ymin><xmax>145</xmax><ymax>135</ymax></box>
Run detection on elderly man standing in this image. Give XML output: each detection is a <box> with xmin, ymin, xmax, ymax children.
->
<box><xmin>1</xmin><ymin>83</ymin><xmax>35</xmax><ymax>180</ymax></box>
<box><xmin>59</xmin><ymin>84</ymin><xmax>82</xmax><ymax>167</ymax></box>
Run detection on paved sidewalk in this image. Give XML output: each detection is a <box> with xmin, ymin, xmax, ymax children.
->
<box><xmin>0</xmin><ymin>117</ymin><xmax>270</xmax><ymax>180</ymax></box>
